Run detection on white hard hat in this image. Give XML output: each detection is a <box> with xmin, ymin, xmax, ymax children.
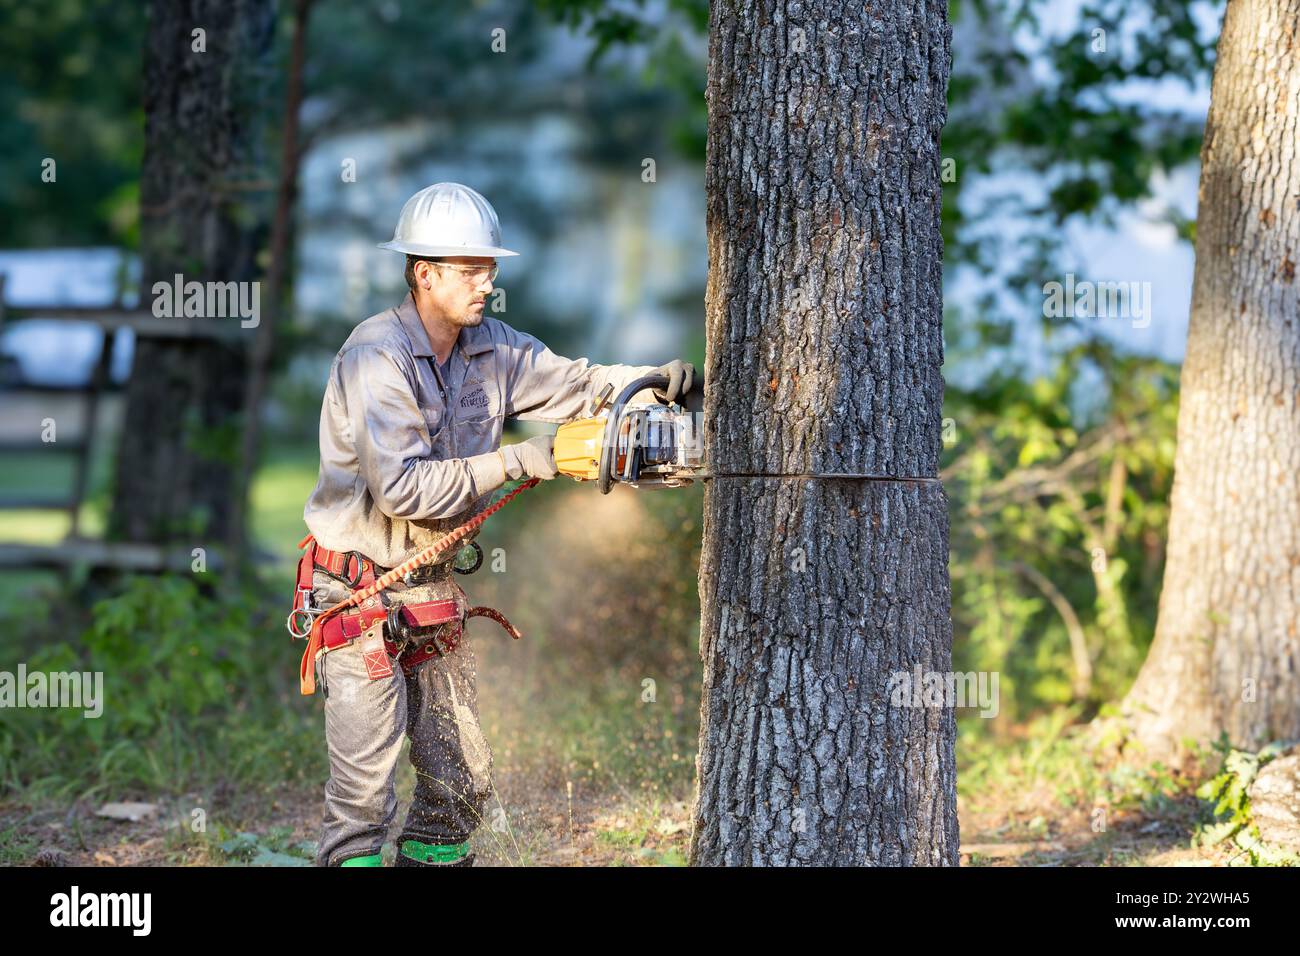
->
<box><xmin>378</xmin><ymin>182</ymin><xmax>519</xmax><ymax>258</ymax></box>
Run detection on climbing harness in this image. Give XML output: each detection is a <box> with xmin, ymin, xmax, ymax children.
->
<box><xmin>290</xmin><ymin>478</ymin><xmax>538</xmax><ymax>695</ymax></box>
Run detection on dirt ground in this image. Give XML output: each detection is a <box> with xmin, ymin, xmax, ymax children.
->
<box><xmin>3</xmin><ymin>758</ymin><xmax>1236</xmax><ymax>867</ymax></box>
<box><xmin>2</xmin><ymin>772</ymin><xmax>693</xmax><ymax>867</ymax></box>
<box><xmin>956</xmin><ymin>792</ymin><xmax>1238</xmax><ymax>867</ymax></box>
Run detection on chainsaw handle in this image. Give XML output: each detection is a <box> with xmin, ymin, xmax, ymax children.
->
<box><xmin>597</xmin><ymin>373</ymin><xmax>671</xmax><ymax>495</ymax></box>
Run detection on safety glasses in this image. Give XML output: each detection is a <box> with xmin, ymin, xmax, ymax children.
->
<box><xmin>432</xmin><ymin>261</ymin><xmax>499</xmax><ymax>283</ymax></box>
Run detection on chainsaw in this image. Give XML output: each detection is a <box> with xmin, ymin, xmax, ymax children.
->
<box><xmin>554</xmin><ymin>373</ymin><xmax>705</xmax><ymax>493</ymax></box>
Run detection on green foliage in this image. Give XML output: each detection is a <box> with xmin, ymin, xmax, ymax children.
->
<box><xmin>944</xmin><ymin>339</ymin><xmax>1180</xmax><ymax>722</ymax></box>
<box><xmin>214</xmin><ymin>825</ymin><xmax>315</xmax><ymax>867</ymax></box>
<box><xmin>944</xmin><ymin>0</ymin><xmax>1219</xmax><ymax>283</ymax></box>
<box><xmin>535</xmin><ymin>0</ymin><xmax>706</xmax><ymax>156</ymax></box>
<box><xmin>0</xmin><ymin>0</ymin><xmax>145</xmax><ymax>248</ymax></box>
<box><xmin>1194</xmin><ymin>739</ymin><xmax>1300</xmax><ymax>866</ymax></box>
<box><xmin>183</xmin><ymin>412</ymin><xmax>243</xmax><ymax>471</ymax></box>
<box><xmin>0</xmin><ymin>575</ymin><xmax>322</xmax><ymax>800</ymax></box>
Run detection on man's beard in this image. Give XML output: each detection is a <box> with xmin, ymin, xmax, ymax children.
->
<box><xmin>457</xmin><ymin>302</ymin><xmax>486</xmax><ymax>326</ymax></box>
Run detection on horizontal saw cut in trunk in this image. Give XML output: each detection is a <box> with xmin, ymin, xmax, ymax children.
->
<box><xmin>691</xmin><ymin>0</ymin><xmax>958</xmax><ymax>865</ymax></box>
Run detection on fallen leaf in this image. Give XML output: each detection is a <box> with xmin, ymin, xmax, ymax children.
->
<box><xmin>96</xmin><ymin>802</ymin><xmax>157</xmax><ymax>822</ymax></box>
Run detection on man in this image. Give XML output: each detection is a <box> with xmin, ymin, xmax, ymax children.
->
<box><xmin>301</xmin><ymin>182</ymin><xmax>695</xmax><ymax>866</ymax></box>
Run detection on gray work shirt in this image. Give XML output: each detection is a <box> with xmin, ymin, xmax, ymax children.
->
<box><xmin>303</xmin><ymin>292</ymin><xmax>658</xmax><ymax>569</ymax></box>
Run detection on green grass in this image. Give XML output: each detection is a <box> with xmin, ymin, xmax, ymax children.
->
<box><xmin>248</xmin><ymin>443</ymin><xmax>320</xmax><ymax>595</ymax></box>
<box><xmin>0</xmin><ymin>443</ymin><xmax>329</xmax><ymax>803</ymax></box>
<box><xmin>0</xmin><ymin>823</ymin><xmax>42</xmax><ymax>864</ymax></box>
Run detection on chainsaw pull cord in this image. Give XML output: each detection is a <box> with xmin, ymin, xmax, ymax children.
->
<box><xmin>299</xmin><ymin>477</ymin><xmax>539</xmax><ymax>695</ymax></box>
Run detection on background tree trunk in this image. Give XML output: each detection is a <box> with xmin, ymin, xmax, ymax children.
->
<box><xmin>1116</xmin><ymin>0</ymin><xmax>1300</xmax><ymax>763</ymax></box>
<box><xmin>224</xmin><ymin>0</ymin><xmax>315</xmax><ymax>581</ymax></box>
<box><xmin>690</xmin><ymin>0</ymin><xmax>957</xmax><ymax>865</ymax></box>
<box><xmin>109</xmin><ymin>0</ymin><xmax>274</xmax><ymax>546</ymax></box>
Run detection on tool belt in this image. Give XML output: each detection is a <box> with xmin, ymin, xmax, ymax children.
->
<box><xmin>290</xmin><ymin>480</ymin><xmax>538</xmax><ymax>694</ymax></box>
<box><xmin>288</xmin><ymin>534</ymin><xmax>520</xmax><ymax>683</ymax></box>
<box><xmin>315</xmin><ymin>595</ymin><xmax>463</xmax><ymax>676</ymax></box>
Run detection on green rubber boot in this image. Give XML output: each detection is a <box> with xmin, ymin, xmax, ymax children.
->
<box><xmin>339</xmin><ymin>852</ymin><xmax>384</xmax><ymax>867</ymax></box>
<box><xmin>396</xmin><ymin>839</ymin><xmax>474</xmax><ymax>867</ymax></box>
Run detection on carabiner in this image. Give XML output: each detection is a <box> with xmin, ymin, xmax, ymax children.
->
<box><xmin>287</xmin><ymin>588</ymin><xmax>323</xmax><ymax>639</ymax></box>
<box><xmin>342</xmin><ymin>552</ymin><xmax>366</xmax><ymax>589</ymax></box>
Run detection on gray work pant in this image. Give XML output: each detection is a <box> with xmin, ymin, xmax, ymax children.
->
<box><xmin>311</xmin><ymin>571</ymin><xmax>494</xmax><ymax>867</ymax></box>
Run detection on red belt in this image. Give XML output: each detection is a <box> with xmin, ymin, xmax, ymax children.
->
<box><xmin>320</xmin><ymin>597</ymin><xmax>463</xmax><ymax>673</ymax></box>
<box><xmin>302</xmin><ymin>539</ymin><xmax>381</xmax><ymax>591</ymax></box>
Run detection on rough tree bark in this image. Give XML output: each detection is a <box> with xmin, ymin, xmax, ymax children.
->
<box><xmin>1116</xmin><ymin>0</ymin><xmax>1300</xmax><ymax>763</ymax></box>
<box><xmin>109</xmin><ymin>0</ymin><xmax>273</xmax><ymax>545</ymax></box>
<box><xmin>225</xmin><ymin>0</ymin><xmax>315</xmax><ymax>580</ymax></box>
<box><xmin>690</xmin><ymin>1</ymin><xmax>957</xmax><ymax>865</ymax></box>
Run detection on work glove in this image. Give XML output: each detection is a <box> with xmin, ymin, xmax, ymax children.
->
<box><xmin>652</xmin><ymin>359</ymin><xmax>695</xmax><ymax>404</ymax></box>
<box><xmin>498</xmin><ymin>435</ymin><xmax>558</xmax><ymax>481</ymax></box>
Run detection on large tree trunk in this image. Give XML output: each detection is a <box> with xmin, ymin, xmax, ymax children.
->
<box><xmin>109</xmin><ymin>0</ymin><xmax>273</xmax><ymax>546</ymax></box>
<box><xmin>1117</xmin><ymin>0</ymin><xmax>1300</xmax><ymax>763</ymax></box>
<box><xmin>690</xmin><ymin>1</ymin><xmax>957</xmax><ymax>865</ymax></box>
<box><xmin>225</xmin><ymin>0</ymin><xmax>315</xmax><ymax>581</ymax></box>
